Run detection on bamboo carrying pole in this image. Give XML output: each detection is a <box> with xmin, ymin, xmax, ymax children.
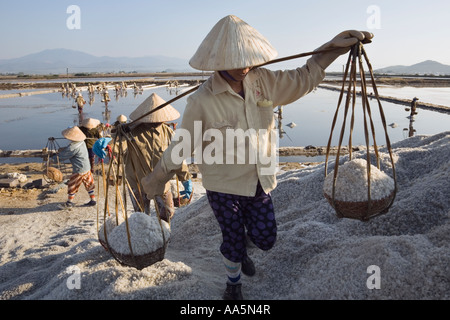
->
<box><xmin>121</xmin><ymin>46</ymin><xmax>366</xmax><ymax>129</ymax></box>
<box><xmin>98</xmin><ymin>41</ymin><xmax>395</xmax><ymax>268</ymax></box>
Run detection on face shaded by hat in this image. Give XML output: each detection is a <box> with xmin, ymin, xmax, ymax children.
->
<box><xmin>61</xmin><ymin>126</ymin><xmax>86</xmax><ymax>142</ymax></box>
<box><xmin>189</xmin><ymin>15</ymin><xmax>278</xmax><ymax>71</ymax></box>
<box><xmin>129</xmin><ymin>93</ymin><xmax>180</xmax><ymax>124</ymax></box>
<box><xmin>81</xmin><ymin>118</ymin><xmax>101</xmax><ymax>129</ymax></box>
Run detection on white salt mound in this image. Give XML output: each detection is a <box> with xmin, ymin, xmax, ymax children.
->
<box><xmin>107</xmin><ymin>212</ymin><xmax>171</xmax><ymax>255</ymax></box>
<box><xmin>98</xmin><ymin>214</ymin><xmax>125</xmax><ymax>244</ymax></box>
<box><xmin>0</xmin><ymin>132</ymin><xmax>448</xmax><ymax>300</ymax></box>
<box><xmin>323</xmin><ymin>158</ymin><xmax>395</xmax><ymax>202</ymax></box>
<box><xmin>1</xmin><ymin>172</ymin><xmax>28</xmax><ymax>183</ymax></box>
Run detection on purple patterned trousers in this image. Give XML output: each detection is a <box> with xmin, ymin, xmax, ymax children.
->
<box><xmin>206</xmin><ymin>182</ymin><xmax>277</xmax><ymax>263</ymax></box>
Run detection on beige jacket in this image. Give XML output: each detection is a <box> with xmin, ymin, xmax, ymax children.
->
<box><xmin>159</xmin><ymin>58</ymin><xmax>325</xmax><ymax>196</ymax></box>
<box><xmin>124</xmin><ymin>123</ymin><xmax>191</xmax><ymax>193</ymax></box>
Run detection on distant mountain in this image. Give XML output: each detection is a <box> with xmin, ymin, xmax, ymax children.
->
<box><xmin>375</xmin><ymin>60</ymin><xmax>450</xmax><ymax>75</ymax></box>
<box><xmin>0</xmin><ymin>49</ymin><xmax>193</xmax><ymax>74</ymax></box>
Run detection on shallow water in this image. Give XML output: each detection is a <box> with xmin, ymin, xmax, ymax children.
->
<box><xmin>0</xmin><ymin>83</ymin><xmax>449</xmax><ymax>164</ymax></box>
<box><xmin>377</xmin><ymin>85</ymin><xmax>450</xmax><ymax>107</ymax></box>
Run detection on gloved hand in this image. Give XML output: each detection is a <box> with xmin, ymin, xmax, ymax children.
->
<box><xmin>180</xmin><ymin>179</ymin><xmax>193</xmax><ymax>199</ymax></box>
<box><xmin>93</xmin><ymin>137</ymin><xmax>112</xmax><ymax>159</ymax></box>
<box><xmin>141</xmin><ymin>160</ymin><xmax>174</xmax><ymax>200</ymax></box>
<box><xmin>312</xmin><ymin>30</ymin><xmax>374</xmax><ymax>69</ymax></box>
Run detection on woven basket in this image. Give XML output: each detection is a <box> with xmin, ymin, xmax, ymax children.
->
<box><xmin>110</xmin><ymin>244</ymin><xmax>168</xmax><ymax>270</ymax></box>
<box><xmin>324</xmin><ymin>190</ymin><xmax>395</xmax><ymax>221</ymax></box>
<box><xmin>99</xmin><ymin>239</ymin><xmax>109</xmax><ymax>251</ymax></box>
<box><xmin>46</xmin><ymin>167</ymin><xmax>63</xmax><ymax>182</ymax></box>
<box><xmin>99</xmin><ymin>239</ymin><xmax>167</xmax><ymax>270</ymax></box>
<box><xmin>99</xmin><ymin>236</ymin><xmax>168</xmax><ymax>270</ymax></box>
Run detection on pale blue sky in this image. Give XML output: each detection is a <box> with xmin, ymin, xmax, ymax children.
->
<box><xmin>1</xmin><ymin>0</ymin><xmax>449</xmax><ymax>71</ymax></box>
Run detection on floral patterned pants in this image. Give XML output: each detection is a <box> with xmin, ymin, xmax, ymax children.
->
<box><xmin>206</xmin><ymin>182</ymin><xmax>277</xmax><ymax>263</ymax></box>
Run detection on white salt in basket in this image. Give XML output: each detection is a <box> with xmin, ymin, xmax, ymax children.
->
<box><xmin>323</xmin><ymin>159</ymin><xmax>396</xmax><ymax>221</ymax></box>
<box><xmin>99</xmin><ymin>212</ymin><xmax>171</xmax><ymax>270</ymax></box>
<box><xmin>322</xmin><ymin>42</ymin><xmax>398</xmax><ymax>221</ymax></box>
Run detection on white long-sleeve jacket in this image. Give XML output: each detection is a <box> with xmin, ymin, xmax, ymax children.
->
<box><xmin>156</xmin><ymin>58</ymin><xmax>325</xmax><ymax>196</ymax></box>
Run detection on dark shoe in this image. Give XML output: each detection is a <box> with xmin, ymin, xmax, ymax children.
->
<box><xmin>58</xmin><ymin>201</ymin><xmax>74</xmax><ymax>210</ymax></box>
<box><xmin>85</xmin><ymin>200</ymin><xmax>97</xmax><ymax>207</ymax></box>
<box><xmin>242</xmin><ymin>255</ymin><xmax>256</xmax><ymax>277</ymax></box>
<box><xmin>223</xmin><ymin>283</ymin><xmax>243</xmax><ymax>300</ymax></box>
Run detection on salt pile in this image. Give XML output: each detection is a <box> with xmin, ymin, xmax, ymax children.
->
<box><xmin>106</xmin><ymin>212</ymin><xmax>170</xmax><ymax>255</ymax></box>
<box><xmin>0</xmin><ymin>132</ymin><xmax>449</xmax><ymax>300</ymax></box>
<box><xmin>323</xmin><ymin>158</ymin><xmax>395</xmax><ymax>202</ymax></box>
<box><xmin>1</xmin><ymin>172</ymin><xmax>28</xmax><ymax>183</ymax></box>
<box><xmin>98</xmin><ymin>213</ymin><xmax>125</xmax><ymax>245</ymax></box>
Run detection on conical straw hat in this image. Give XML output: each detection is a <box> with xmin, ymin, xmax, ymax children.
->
<box><xmin>189</xmin><ymin>15</ymin><xmax>278</xmax><ymax>71</ymax></box>
<box><xmin>61</xmin><ymin>126</ymin><xmax>86</xmax><ymax>142</ymax></box>
<box><xmin>129</xmin><ymin>93</ymin><xmax>180</xmax><ymax>124</ymax></box>
<box><xmin>116</xmin><ymin>114</ymin><xmax>127</xmax><ymax>123</ymax></box>
<box><xmin>81</xmin><ymin>118</ymin><xmax>101</xmax><ymax>129</ymax></box>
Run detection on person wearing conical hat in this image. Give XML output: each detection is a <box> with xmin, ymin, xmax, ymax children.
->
<box><xmin>56</xmin><ymin>126</ymin><xmax>97</xmax><ymax>209</ymax></box>
<box><xmin>410</xmin><ymin>97</ymin><xmax>419</xmax><ymax>117</ymax></box>
<box><xmin>102</xmin><ymin>88</ymin><xmax>111</xmax><ymax>104</ymax></box>
<box><xmin>141</xmin><ymin>15</ymin><xmax>373</xmax><ymax>299</ymax></box>
<box><xmin>116</xmin><ymin>114</ymin><xmax>127</xmax><ymax>123</ymax></box>
<box><xmin>125</xmin><ymin>93</ymin><xmax>192</xmax><ymax>222</ymax></box>
<box><xmin>76</xmin><ymin>92</ymin><xmax>86</xmax><ymax>114</ymax></box>
<box><xmin>80</xmin><ymin>118</ymin><xmax>103</xmax><ymax>173</ymax></box>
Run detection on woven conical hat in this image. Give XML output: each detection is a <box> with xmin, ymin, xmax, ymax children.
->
<box><xmin>81</xmin><ymin>118</ymin><xmax>101</xmax><ymax>129</ymax></box>
<box><xmin>116</xmin><ymin>114</ymin><xmax>127</xmax><ymax>123</ymax></box>
<box><xmin>189</xmin><ymin>15</ymin><xmax>278</xmax><ymax>71</ymax></box>
<box><xmin>62</xmin><ymin>126</ymin><xmax>86</xmax><ymax>142</ymax></box>
<box><xmin>129</xmin><ymin>93</ymin><xmax>180</xmax><ymax>124</ymax></box>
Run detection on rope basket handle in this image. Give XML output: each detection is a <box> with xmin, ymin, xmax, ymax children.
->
<box><xmin>98</xmin><ymin>124</ymin><xmax>172</xmax><ymax>268</ymax></box>
<box><xmin>324</xmin><ymin>42</ymin><xmax>397</xmax><ymax>221</ymax></box>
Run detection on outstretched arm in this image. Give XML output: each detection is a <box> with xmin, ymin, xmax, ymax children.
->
<box><xmin>312</xmin><ymin>30</ymin><xmax>374</xmax><ymax>69</ymax></box>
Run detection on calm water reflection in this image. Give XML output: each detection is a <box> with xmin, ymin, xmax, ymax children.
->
<box><xmin>0</xmin><ymin>83</ymin><xmax>449</xmax><ymax>163</ymax></box>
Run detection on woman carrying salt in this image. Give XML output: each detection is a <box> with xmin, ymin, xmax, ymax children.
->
<box><xmin>125</xmin><ymin>93</ymin><xmax>192</xmax><ymax>223</ymax></box>
<box><xmin>141</xmin><ymin>15</ymin><xmax>373</xmax><ymax>300</ymax></box>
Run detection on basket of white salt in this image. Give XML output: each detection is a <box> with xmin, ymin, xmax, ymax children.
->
<box><xmin>99</xmin><ymin>212</ymin><xmax>171</xmax><ymax>270</ymax></box>
<box><xmin>98</xmin><ymin>214</ymin><xmax>124</xmax><ymax>251</ymax></box>
<box><xmin>324</xmin><ymin>159</ymin><xmax>395</xmax><ymax>221</ymax></box>
<box><xmin>323</xmin><ymin>42</ymin><xmax>397</xmax><ymax>221</ymax></box>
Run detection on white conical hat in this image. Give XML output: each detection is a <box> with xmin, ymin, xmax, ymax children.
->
<box><xmin>116</xmin><ymin>114</ymin><xmax>128</xmax><ymax>123</ymax></box>
<box><xmin>62</xmin><ymin>126</ymin><xmax>86</xmax><ymax>142</ymax></box>
<box><xmin>129</xmin><ymin>93</ymin><xmax>180</xmax><ymax>124</ymax></box>
<box><xmin>81</xmin><ymin>118</ymin><xmax>101</xmax><ymax>129</ymax></box>
<box><xmin>189</xmin><ymin>15</ymin><xmax>278</xmax><ymax>71</ymax></box>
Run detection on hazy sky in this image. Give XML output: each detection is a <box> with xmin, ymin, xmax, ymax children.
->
<box><xmin>1</xmin><ymin>0</ymin><xmax>449</xmax><ymax>71</ymax></box>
